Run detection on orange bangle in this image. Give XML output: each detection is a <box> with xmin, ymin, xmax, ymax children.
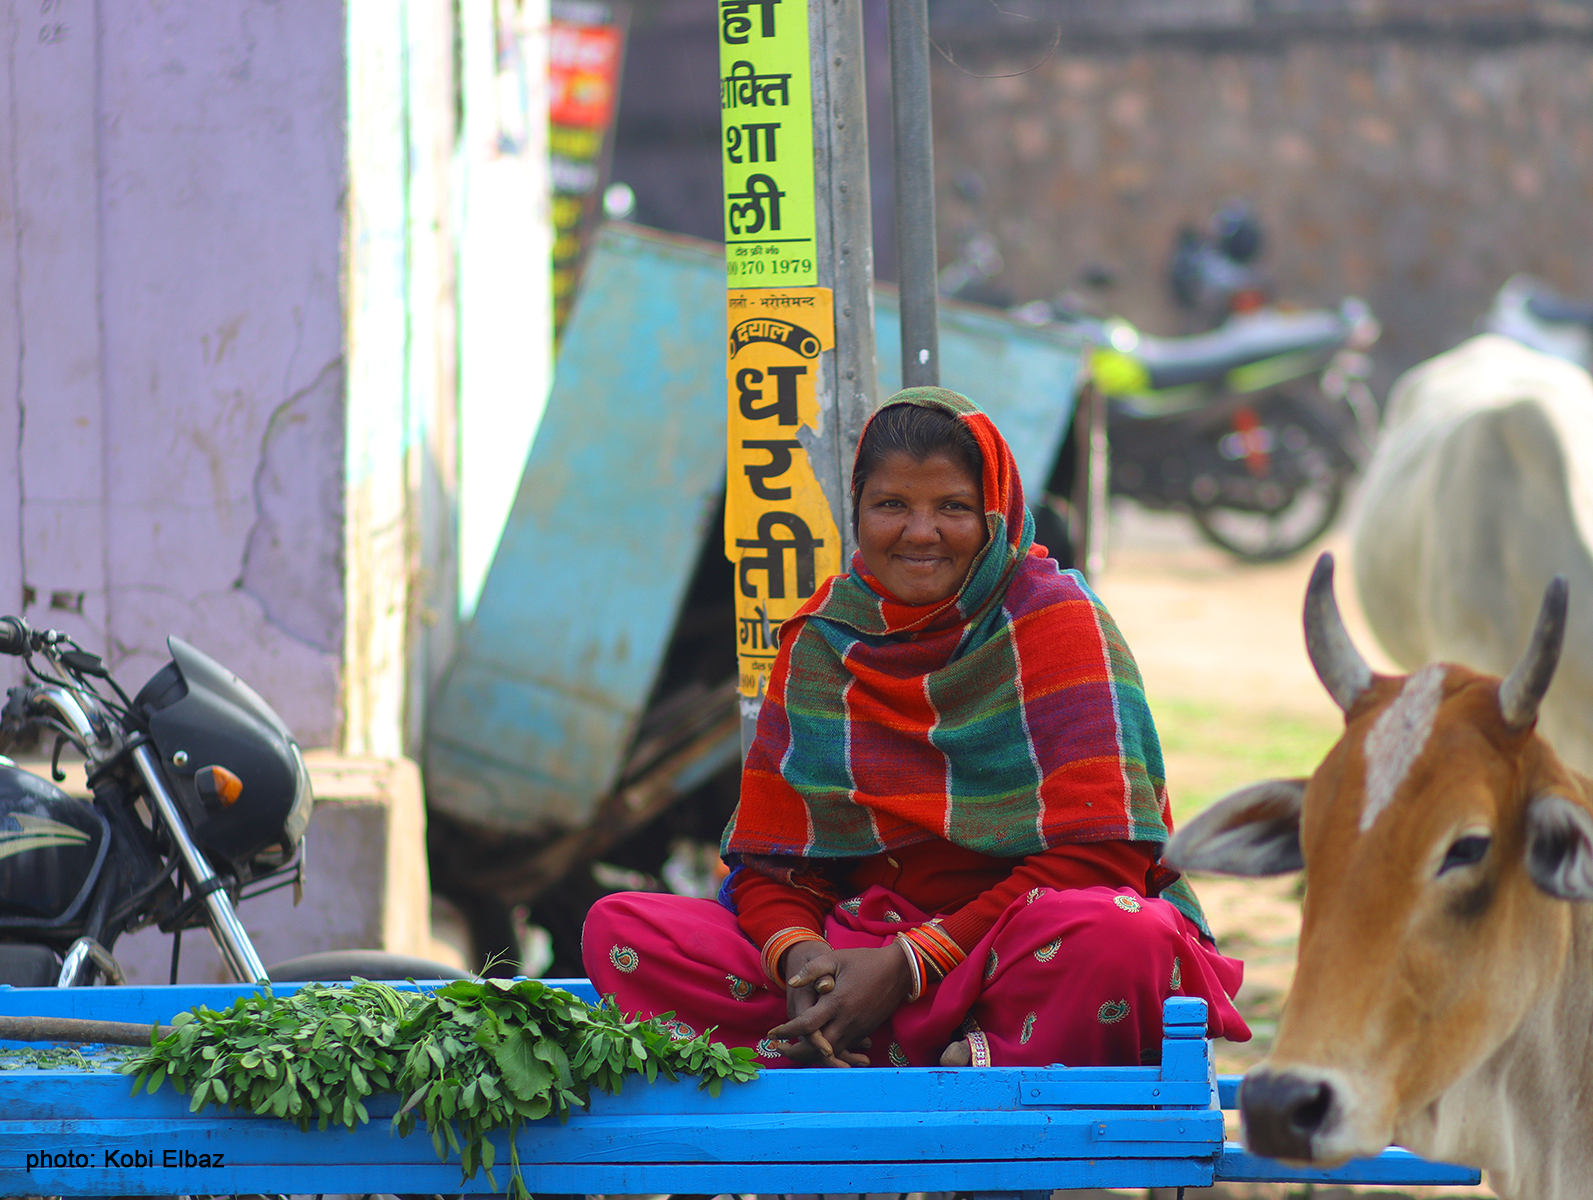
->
<box><xmin>902</xmin><ymin>920</ymin><xmax>965</xmax><ymax>980</ymax></box>
<box><xmin>761</xmin><ymin>926</ymin><xmax>829</xmax><ymax>986</ymax></box>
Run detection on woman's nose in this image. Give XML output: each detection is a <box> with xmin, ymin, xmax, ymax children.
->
<box><xmin>901</xmin><ymin>509</ymin><xmax>940</xmax><ymax>542</ymax></box>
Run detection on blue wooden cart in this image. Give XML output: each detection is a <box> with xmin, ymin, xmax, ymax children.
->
<box><xmin>0</xmin><ymin>981</ymin><xmax>1479</xmax><ymax>1196</ymax></box>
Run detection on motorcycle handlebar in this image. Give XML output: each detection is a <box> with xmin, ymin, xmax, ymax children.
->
<box><xmin>0</xmin><ymin>616</ymin><xmax>28</xmax><ymax>657</ymax></box>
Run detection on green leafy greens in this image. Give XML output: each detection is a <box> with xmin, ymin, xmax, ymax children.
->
<box><xmin>120</xmin><ymin>977</ymin><xmax>758</xmax><ymax>1197</ymax></box>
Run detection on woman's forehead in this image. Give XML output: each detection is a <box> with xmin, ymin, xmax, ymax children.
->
<box><xmin>864</xmin><ymin>450</ymin><xmax>983</xmax><ymax>492</ymax></box>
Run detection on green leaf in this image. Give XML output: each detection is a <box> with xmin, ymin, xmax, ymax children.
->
<box><xmin>495</xmin><ymin>1028</ymin><xmax>554</xmax><ymax>1103</ymax></box>
<box><xmin>113</xmin><ymin>972</ymin><xmax>760</xmax><ymax>1200</ymax></box>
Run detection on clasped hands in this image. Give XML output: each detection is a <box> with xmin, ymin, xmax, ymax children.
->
<box><xmin>766</xmin><ymin>939</ymin><xmax>915</xmax><ymax>1067</ymax></box>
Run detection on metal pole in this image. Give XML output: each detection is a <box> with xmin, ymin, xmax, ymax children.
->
<box><xmin>890</xmin><ymin>0</ymin><xmax>939</xmax><ymax>388</ymax></box>
<box><xmin>811</xmin><ymin>0</ymin><xmax>878</xmax><ymax>560</ymax></box>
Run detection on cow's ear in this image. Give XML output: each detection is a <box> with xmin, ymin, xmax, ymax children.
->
<box><xmin>1525</xmin><ymin>793</ymin><xmax>1593</xmax><ymax>900</ymax></box>
<box><xmin>1164</xmin><ymin>778</ymin><xmax>1307</xmax><ymax>877</ymax></box>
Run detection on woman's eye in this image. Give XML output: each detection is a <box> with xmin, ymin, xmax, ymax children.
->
<box><xmin>1438</xmin><ymin>835</ymin><xmax>1491</xmax><ymax>875</ymax></box>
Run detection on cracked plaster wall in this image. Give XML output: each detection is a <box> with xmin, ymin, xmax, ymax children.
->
<box><xmin>0</xmin><ymin>1</ymin><xmax>345</xmax><ymax>746</ymax></box>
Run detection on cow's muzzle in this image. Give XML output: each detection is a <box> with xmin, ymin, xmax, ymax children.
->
<box><xmin>1240</xmin><ymin>1067</ymin><xmax>1338</xmax><ymax>1161</ymax></box>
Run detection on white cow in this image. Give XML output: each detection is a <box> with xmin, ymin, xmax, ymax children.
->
<box><xmin>1353</xmin><ymin>333</ymin><xmax>1593</xmax><ymax>774</ymax></box>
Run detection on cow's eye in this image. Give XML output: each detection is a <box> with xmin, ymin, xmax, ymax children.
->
<box><xmin>1439</xmin><ymin>835</ymin><xmax>1492</xmax><ymax>875</ymax></box>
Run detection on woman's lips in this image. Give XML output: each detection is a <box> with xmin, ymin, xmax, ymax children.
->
<box><xmin>895</xmin><ymin>554</ymin><xmax>949</xmax><ymax>571</ymax></box>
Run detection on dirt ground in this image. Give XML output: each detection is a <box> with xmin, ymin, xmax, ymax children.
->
<box><xmin>1088</xmin><ymin>501</ymin><xmax>1393</xmax><ymax>1082</ymax></box>
<box><xmin>1074</xmin><ymin>501</ymin><xmax>1495</xmax><ymax>1199</ymax></box>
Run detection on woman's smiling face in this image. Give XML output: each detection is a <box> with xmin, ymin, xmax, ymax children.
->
<box><xmin>856</xmin><ymin>450</ymin><xmax>988</xmax><ymax>605</ymax></box>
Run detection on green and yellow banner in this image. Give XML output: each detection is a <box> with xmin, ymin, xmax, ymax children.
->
<box><xmin>724</xmin><ymin>287</ymin><xmax>842</xmax><ymax>698</ymax></box>
<box><xmin>719</xmin><ymin>0</ymin><xmax>838</xmax><ymax>698</ymax></box>
<box><xmin>718</xmin><ymin>0</ymin><xmax>816</xmax><ymax>287</ymax></box>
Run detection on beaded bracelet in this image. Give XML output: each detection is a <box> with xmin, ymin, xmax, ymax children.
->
<box><xmin>761</xmin><ymin>926</ymin><xmax>830</xmax><ymax>986</ymax></box>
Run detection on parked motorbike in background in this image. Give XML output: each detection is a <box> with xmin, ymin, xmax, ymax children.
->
<box><xmin>1481</xmin><ymin>273</ymin><xmax>1593</xmax><ymax>368</ymax></box>
<box><xmin>1028</xmin><ymin>292</ymin><xmax>1381</xmax><ymax>563</ymax></box>
<box><xmin>0</xmin><ymin>616</ymin><xmax>460</xmax><ymax>988</ymax></box>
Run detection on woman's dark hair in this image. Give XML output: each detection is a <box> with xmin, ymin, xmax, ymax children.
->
<box><xmin>851</xmin><ymin>403</ymin><xmax>984</xmax><ymax>530</ymax></box>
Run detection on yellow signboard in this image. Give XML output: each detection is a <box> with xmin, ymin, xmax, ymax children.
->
<box><xmin>725</xmin><ymin>287</ymin><xmax>841</xmax><ymax>697</ymax></box>
<box><xmin>718</xmin><ymin>0</ymin><xmax>816</xmax><ymax>287</ymax></box>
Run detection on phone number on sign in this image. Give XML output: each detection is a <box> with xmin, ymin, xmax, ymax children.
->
<box><xmin>728</xmin><ymin>258</ymin><xmax>814</xmax><ymax>279</ymax></box>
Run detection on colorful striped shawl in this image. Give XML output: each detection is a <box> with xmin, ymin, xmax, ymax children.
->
<box><xmin>723</xmin><ymin>388</ymin><xmax>1206</xmax><ymax>932</ymax></box>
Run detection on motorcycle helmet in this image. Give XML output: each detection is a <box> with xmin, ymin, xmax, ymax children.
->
<box><xmin>1212</xmin><ymin>201</ymin><xmax>1264</xmax><ymax>264</ymax></box>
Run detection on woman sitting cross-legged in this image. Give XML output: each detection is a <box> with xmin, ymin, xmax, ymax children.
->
<box><xmin>583</xmin><ymin>387</ymin><xmax>1248</xmax><ymax>1068</ymax></box>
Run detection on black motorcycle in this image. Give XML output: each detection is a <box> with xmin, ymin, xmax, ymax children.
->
<box><xmin>0</xmin><ymin>616</ymin><xmax>459</xmax><ymax>987</ymax></box>
<box><xmin>1034</xmin><ymin>298</ymin><xmax>1380</xmax><ymax>564</ymax></box>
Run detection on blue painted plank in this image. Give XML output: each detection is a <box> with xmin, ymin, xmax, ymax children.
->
<box><xmin>1089</xmin><ymin>1116</ymin><xmax>1217</xmax><ymax>1143</ymax></box>
<box><xmin>4</xmin><ymin>1155</ymin><xmax>1218</xmax><ymax>1196</ymax></box>
<box><xmin>1218</xmin><ymin>1143</ymin><xmax>1482</xmax><ymax>1186</ymax></box>
<box><xmin>1218</xmin><ymin>1072</ymin><xmax>1242</xmax><ymax>1107</ymax></box>
<box><xmin>0</xmin><ymin>1108</ymin><xmax>1223</xmax><ymax>1164</ymax></box>
<box><xmin>1021</xmin><ymin>1081</ymin><xmax>1211</xmax><ymax>1107</ymax></box>
<box><xmin>0</xmin><ymin>1062</ymin><xmax>1214</xmax><ymax>1120</ymax></box>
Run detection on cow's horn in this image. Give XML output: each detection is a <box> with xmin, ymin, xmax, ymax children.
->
<box><xmin>1499</xmin><ymin>575</ymin><xmax>1570</xmax><ymax>732</ymax></box>
<box><xmin>1303</xmin><ymin>552</ymin><xmax>1373</xmax><ymax>712</ymax></box>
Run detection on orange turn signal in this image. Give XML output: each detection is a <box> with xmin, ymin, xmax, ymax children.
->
<box><xmin>196</xmin><ymin>765</ymin><xmax>244</xmax><ymax>807</ymax></box>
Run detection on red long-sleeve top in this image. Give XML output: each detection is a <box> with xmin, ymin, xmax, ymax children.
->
<box><xmin>730</xmin><ymin>838</ymin><xmax>1164</xmax><ymax>960</ymax></box>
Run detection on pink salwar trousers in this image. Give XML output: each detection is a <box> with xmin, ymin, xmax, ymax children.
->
<box><xmin>582</xmin><ymin>882</ymin><xmax>1249</xmax><ymax>1068</ymax></box>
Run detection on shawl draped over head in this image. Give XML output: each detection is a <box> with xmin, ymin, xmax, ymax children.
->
<box><xmin>722</xmin><ymin>387</ymin><xmax>1205</xmax><ymax>932</ymax></box>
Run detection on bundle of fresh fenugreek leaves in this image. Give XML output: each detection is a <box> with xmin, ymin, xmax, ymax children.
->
<box><xmin>120</xmin><ymin>977</ymin><xmax>759</xmax><ymax>1197</ymax></box>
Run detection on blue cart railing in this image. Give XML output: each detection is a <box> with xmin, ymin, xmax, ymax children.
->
<box><xmin>0</xmin><ymin>981</ymin><xmax>1480</xmax><ymax>1196</ymax></box>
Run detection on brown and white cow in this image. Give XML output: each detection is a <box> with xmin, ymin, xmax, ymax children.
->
<box><xmin>1166</xmin><ymin>552</ymin><xmax>1593</xmax><ymax>1200</ymax></box>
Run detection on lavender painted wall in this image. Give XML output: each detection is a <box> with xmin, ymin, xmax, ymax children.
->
<box><xmin>0</xmin><ymin>0</ymin><xmax>346</xmax><ymax>747</ymax></box>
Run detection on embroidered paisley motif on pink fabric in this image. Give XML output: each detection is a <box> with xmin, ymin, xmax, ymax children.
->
<box><xmin>1098</xmin><ymin>999</ymin><xmax>1130</xmax><ymax>1025</ymax></box>
<box><xmin>726</xmin><ymin>973</ymin><xmax>756</xmax><ymax>1001</ymax></box>
<box><xmin>609</xmin><ymin>945</ymin><xmax>640</xmax><ymax>973</ymax></box>
<box><xmin>1113</xmin><ymin>895</ymin><xmax>1143</xmax><ymax>913</ymax></box>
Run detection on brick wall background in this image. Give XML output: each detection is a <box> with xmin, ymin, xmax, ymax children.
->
<box><xmin>929</xmin><ymin>2</ymin><xmax>1593</xmax><ymax>391</ymax></box>
<box><xmin>608</xmin><ymin>0</ymin><xmax>1593</xmax><ymax>397</ymax></box>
